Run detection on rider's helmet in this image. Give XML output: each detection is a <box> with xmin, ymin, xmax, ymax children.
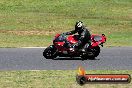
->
<box><xmin>75</xmin><ymin>21</ymin><xmax>84</xmax><ymax>32</ymax></box>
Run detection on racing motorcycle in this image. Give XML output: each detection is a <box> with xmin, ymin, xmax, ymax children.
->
<box><xmin>43</xmin><ymin>33</ymin><xmax>106</xmax><ymax>60</ymax></box>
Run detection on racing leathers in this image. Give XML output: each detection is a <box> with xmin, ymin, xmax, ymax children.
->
<box><xmin>64</xmin><ymin>27</ymin><xmax>91</xmax><ymax>50</ymax></box>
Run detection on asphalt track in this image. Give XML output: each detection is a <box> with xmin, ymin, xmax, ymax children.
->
<box><xmin>0</xmin><ymin>47</ymin><xmax>132</xmax><ymax>70</ymax></box>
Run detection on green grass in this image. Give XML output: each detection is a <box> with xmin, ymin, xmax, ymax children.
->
<box><xmin>0</xmin><ymin>0</ymin><xmax>132</xmax><ymax>47</ymax></box>
<box><xmin>0</xmin><ymin>70</ymin><xmax>132</xmax><ymax>88</ymax></box>
<box><xmin>0</xmin><ymin>33</ymin><xmax>52</xmax><ymax>47</ymax></box>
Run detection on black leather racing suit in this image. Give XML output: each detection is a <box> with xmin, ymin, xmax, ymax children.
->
<box><xmin>65</xmin><ymin>27</ymin><xmax>91</xmax><ymax>49</ymax></box>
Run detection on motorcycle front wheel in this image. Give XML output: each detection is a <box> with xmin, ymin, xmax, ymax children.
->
<box><xmin>92</xmin><ymin>46</ymin><xmax>100</xmax><ymax>57</ymax></box>
<box><xmin>81</xmin><ymin>46</ymin><xmax>100</xmax><ymax>60</ymax></box>
<box><xmin>88</xmin><ymin>46</ymin><xmax>100</xmax><ymax>60</ymax></box>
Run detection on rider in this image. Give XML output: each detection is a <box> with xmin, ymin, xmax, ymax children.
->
<box><xmin>63</xmin><ymin>21</ymin><xmax>91</xmax><ymax>51</ymax></box>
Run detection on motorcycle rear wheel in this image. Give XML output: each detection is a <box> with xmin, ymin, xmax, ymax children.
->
<box><xmin>43</xmin><ymin>45</ymin><xmax>57</xmax><ymax>59</ymax></box>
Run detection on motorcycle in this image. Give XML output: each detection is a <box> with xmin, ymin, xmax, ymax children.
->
<box><xmin>43</xmin><ymin>33</ymin><xmax>106</xmax><ymax>60</ymax></box>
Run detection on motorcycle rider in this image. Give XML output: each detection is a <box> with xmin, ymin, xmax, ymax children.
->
<box><xmin>63</xmin><ymin>21</ymin><xmax>91</xmax><ymax>51</ymax></box>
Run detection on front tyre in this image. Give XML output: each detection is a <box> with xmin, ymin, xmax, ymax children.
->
<box><xmin>93</xmin><ymin>46</ymin><xmax>100</xmax><ymax>57</ymax></box>
<box><xmin>43</xmin><ymin>45</ymin><xmax>57</xmax><ymax>59</ymax></box>
<box><xmin>81</xmin><ymin>46</ymin><xmax>100</xmax><ymax>60</ymax></box>
<box><xmin>88</xmin><ymin>46</ymin><xmax>100</xmax><ymax>60</ymax></box>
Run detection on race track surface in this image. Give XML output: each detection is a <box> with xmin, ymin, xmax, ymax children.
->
<box><xmin>0</xmin><ymin>47</ymin><xmax>132</xmax><ymax>70</ymax></box>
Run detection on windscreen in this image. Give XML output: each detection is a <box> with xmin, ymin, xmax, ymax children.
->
<box><xmin>93</xmin><ymin>35</ymin><xmax>102</xmax><ymax>42</ymax></box>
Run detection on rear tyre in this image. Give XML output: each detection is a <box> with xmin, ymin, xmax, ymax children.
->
<box><xmin>43</xmin><ymin>45</ymin><xmax>57</xmax><ymax>59</ymax></box>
